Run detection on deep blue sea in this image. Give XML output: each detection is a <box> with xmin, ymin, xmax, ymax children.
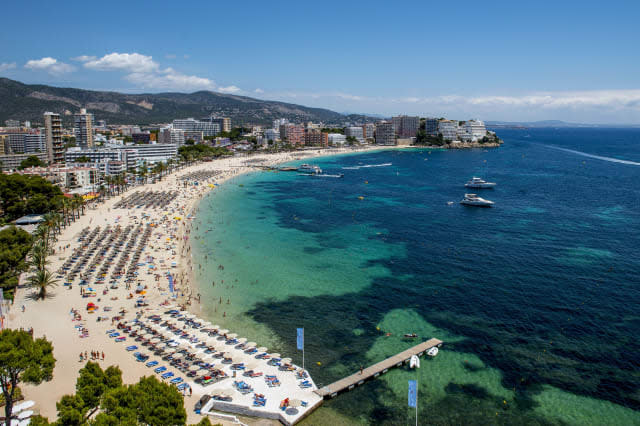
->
<box><xmin>192</xmin><ymin>128</ymin><xmax>640</xmax><ymax>425</ymax></box>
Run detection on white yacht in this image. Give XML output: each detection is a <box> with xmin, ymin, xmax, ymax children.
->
<box><xmin>427</xmin><ymin>347</ymin><xmax>439</xmax><ymax>357</ymax></box>
<box><xmin>298</xmin><ymin>164</ymin><xmax>322</xmax><ymax>174</ymax></box>
<box><xmin>465</xmin><ymin>177</ymin><xmax>496</xmax><ymax>188</ymax></box>
<box><xmin>460</xmin><ymin>194</ymin><xmax>494</xmax><ymax>207</ymax></box>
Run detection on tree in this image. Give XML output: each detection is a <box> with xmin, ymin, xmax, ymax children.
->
<box><xmin>185</xmin><ymin>139</ymin><xmax>195</xmax><ymax>145</ymax></box>
<box><xmin>96</xmin><ymin>376</ymin><xmax>186</xmax><ymax>425</ymax></box>
<box><xmin>27</xmin><ymin>268</ymin><xmax>58</xmax><ymax>300</ymax></box>
<box><xmin>0</xmin><ymin>329</ymin><xmax>55</xmax><ymax>425</ymax></box>
<box><xmin>56</xmin><ymin>362</ymin><xmax>122</xmax><ymax>425</ymax></box>
<box><xmin>73</xmin><ymin>156</ymin><xmax>91</xmax><ymax>163</ymax></box>
<box><xmin>0</xmin><ymin>174</ymin><xmax>64</xmax><ymax>221</ymax></box>
<box><xmin>0</xmin><ymin>227</ymin><xmax>33</xmax><ymax>299</ymax></box>
<box><xmin>346</xmin><ymin>136</ymin><xmax>358</xmax><ymax>146</ymax></box>
<box><xmin>18</xmin><ymin>156</ymin><xmax>46</xmax><ymax>170</ymax></box>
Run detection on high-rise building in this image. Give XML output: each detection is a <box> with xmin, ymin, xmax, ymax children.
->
<box><xmin>263</xmin><ymin>128</ymin><xmax>279</xmax><ymax>142</ymax></box>
<box><xmin>207</xmin><ymin>117</ymin><xmax>231</xmax><ymax>132</ymax></box>
<box><xmin>392</xmin><ymin>116</ymin><xmax>420</xmax><ymax>138</ymax></box>
<box><xmin>375</xmin><ymin>122</ymin><xmax>396</xmax><ymax>145</ymax></box>
<box><xmin>425</xmin><ymin>118</ymin><xmax>439</xmax><ymax>136</ymax></box>
<box><xmin>438</xmin><ymin>120</ymin><xmax>458</xmax><ymax>141</ymax></box>
<box><xmin>6</xmin><ymin>133</ymin><xmax>26</xmax><ymax>153</ymax></box>
<box><xmin>279</xmin><ymin>124</ymin><xmax>305</xmax><ymax>145</ymax></box>
<box><xmin>172</xmin><ymin>118</ymin><xmax>220</xmax><ymax>137</ymax></box>
<box><xmin>44</xmin><ymin>112</ymin><xmax>63</xmax><ymax>163</ymax></box>
<box><xmin>362</xmin><ymin>123</ymin><xmax>375</xmax><ymax>139</ymax></box>
<box><xmin>24</xmin><ymin>133</ymin><xmax>46</xmax><ymax>153</ymax></box>
<box><xmin>0</xmin><ymin>135</ymin><xmax>8</xmax><ymax>155</ymax></box>
<box><xmin>304</xmin><ymin>129</ymin><xmax>328</xmax><ymax>146</ymax></box>
<box><xmin>74</xmin><ymin>109</ymin><xmax>94</xmax><ymax>148</ymax></box>
<box><xmin>345</xmin><ymin>126</ymin><xmax>365</xmax><ymax>142</ymax></box>
<box><xmin>159</xmin><ymin>127</ymin><xmax>186</xmax><ymax>146</ymax></box>
<box><xmin>463</xmin><ymin>120</ymin><xmax>487</xmax><ymax>140</ymax></box>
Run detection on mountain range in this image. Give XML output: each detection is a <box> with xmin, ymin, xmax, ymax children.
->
<box><xmin>0</xmin><ymin>78</ymin><xmax>377</xmax><ymax>127</ymax></box>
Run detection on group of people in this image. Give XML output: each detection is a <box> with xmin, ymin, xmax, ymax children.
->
<box><xmin>79</xmin><ymin>350</ymin><xmax>105</xmax><ymax>362</ymax></box>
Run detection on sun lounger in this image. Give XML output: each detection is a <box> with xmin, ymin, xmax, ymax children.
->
<box><xmin>109</xmin><ymin>332</ymin><xmax>120</xmax><ymax>338</ymax></box>
<box><xmin>126</xmin><ymin>345</ymin><xmax>138</xmax><ymax>351</ymax></box>
<box><xmin>146</xmin><ymin>361</ymin><xmax>159</xmax><ymax>367</ymax></box>
<box><xmin>170</xmin><ymin>377</ymin><xmax>183</xmax><ymax>384</ymax></box>
<box><xmin>177</xmin><ymin>383</ymin><xmax>189</xmax><ymax>391</ymax></box>
<box><xmin>105</xmin><ymin>329</ymin><xmax>116</xmax><ymax>334</ymax></box>
<box><xmin>154</xmin><ymin>366</ymin><xmax>167</xmax><ymax>373</ymax></box>
<box><xmin>115</xmin><ymin>336</ymin><xmax>126</xmax><ymax>342</ymax></box>
<box><xmin>161</xmin><ymin>372</ymin><xmax>174</xmax><ymax>379</ymax></box>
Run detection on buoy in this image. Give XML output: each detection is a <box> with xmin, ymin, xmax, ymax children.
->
<box><xmin>317</xmin><ymin>361</ymin><xmax>322</xmax><ymax>366</ymax></box>
<box><xmin>376</xmin><ymin>326</ymin><xmax>380</xmax><ymax>330</ymax></box>
<box><xmin>364</xmin><ymin>181</ymin><xmax>368</xmax><ymax>184</ymax></box>
<box><xmin>358</xmin><ymin>196</ymin><xmax>364</xmax><ymax>200</ymax></box>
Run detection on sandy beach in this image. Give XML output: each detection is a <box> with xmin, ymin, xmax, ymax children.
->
<box><xmin>5</xmin><ymin>146</ymin><xmax>387</xmax><ymax>424</ymax></box>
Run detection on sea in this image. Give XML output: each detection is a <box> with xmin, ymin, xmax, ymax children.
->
<box><xmin>191</xmin><ymin>128</ymin><xmax>640</xmax><ymax>425</ymax></box>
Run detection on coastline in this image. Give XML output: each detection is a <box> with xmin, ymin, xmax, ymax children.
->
<box><xmin>3</xmin><ymin>145</ymin><xmax>394</xmax><ymax>424</ymax></box>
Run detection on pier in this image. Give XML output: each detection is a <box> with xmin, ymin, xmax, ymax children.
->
<box><xmin>314</xmin><ymin>338</ymin><xmax>443</xmax><ymax>399</ymax></box>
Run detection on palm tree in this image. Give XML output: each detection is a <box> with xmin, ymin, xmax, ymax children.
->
<box><xmin>137</xmin><ymin>161</ymin><xmax>148</xmax><ymax>184</ymax></box>
<box><xmin>29</xmin><ymin>241</ymin><xmax>50</xmax><ymax>273</ymax></box>
<box><xmin>28</xmin><ymin>268</ymin><xmax>58</xmax><ymax>300</ymax></box>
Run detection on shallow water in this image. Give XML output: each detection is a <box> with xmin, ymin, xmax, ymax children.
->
<box><xmin>192</xmin><ymin>128</ymin><xmax>640</xmax><ymax>425</ymax></box>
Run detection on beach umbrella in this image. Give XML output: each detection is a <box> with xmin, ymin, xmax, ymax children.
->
<box><xmin>194</xmin><ymin>353</ymin><xmax>207</xmax><ymax>361</ymax></box>
<box><xmin>269</xmin><ymin>353</ymin><xmax>281</xmax><ymax>359</ymax></box>
<box><xmin>227</xmin><ymin>333</ymin><xmax>238</xmax><ymax>339</ymax></box>
<box><xmin>172</xmin><ymin>353</ymin><xmax>184</xmax><ymax>360</ymax></box>
<box><xmin>211</xmin><ymin>325</ymin><xmax>220</xmax><ymax>330</ymax></box>
<box><xmin>165</xmin><ymin>348</ymin><xmax>177</xmax><ymax>354</ymax></box>
<box><xmin>236</xmin><ymin>337</ymin><xmax>247</xmax><ymax>344</ymax></box>
<box><xmin>257</xmin><ymin>347</ymin><xmax>268</xmax><ymax>352</ymax></box>
<box><xmin>184</xmin><ymin>313</ymin><xmax>196</xmax><ymax>319</ymax></box>
<box><xmin>245</xmin><ymin>361</ymin><xmax>259</xmax><ymax>370</ymax></box>
<box><xmin>245</xmin><ymin>342</ymin><xmax>256</xmax><ymax>348</ymax></box>
<box><xmin>218</xmin><ymin>329</ymin><xmax>229</xmax><ymax>335</ymax></box>
<box><xmin>281</xmin><ymin>357</ymin><xmax>292</xmax><ymax>364</ymax></box>
<box><xmin>150</xmin><ymin>337</ymin><xmax>162</xmax><ymax>344</ymax></box>
<box><xmin>288</xmin><ymin>399</ymin><xmax>302</xmax><ymax>408</ymax></box>
<box><xmin>189</xmin><ymin>364</ymin><xmax>200</xmax><ymax>371</ymax></box>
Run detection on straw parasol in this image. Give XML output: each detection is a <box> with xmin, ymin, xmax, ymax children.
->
<box><xmin>245</xmin><ymin>361</ymin><xmax>259</xmax><ymax>370</ymax></box>
<box><xmin>172</xmin><ymin>353</ymin><xmax>184</xmax><ymax>360</ymax></box>
<box><xmin>189</xmin><ymin>364</ymin><xmax>201</xmax><ymax>371</ymax></box>
<box><xmin>150</xmin><ymin>337</ymin><xmax>162</xmax><ymax>344</ymax></box>
<box><xmin>227</xmin><ymin>333</ymin><xmax>238</xmax><ymax>339</ymax></box>
<box><xmin>269</xmin><ymin>353</ymin><xmax>281</xmax><ymax>359</ymax></box>
<box><xmin>218</xmin><ymin>329</ymin><xmax>229</xmax><ymax>335</ymax></box>
<box><xmin>164</xmin><ymin>347</ymin><xmax>177</xmax><ymax>354</ymax></box>
<box><xmin>211</xmin><ymin>325</ymin><xmax>220</xmax><ymax>330</ymax></box>
<box><xmin>257</xmin><ymin>347</ymin><xmax>268</xmax><ymax>352</ymax></box>
<box><xmin>245</xmin><ymin>342</ymin><xmax>257</xmax><ymax>349</ymax></box>
<box><xmin>281</xmin><ymin>357</ymin><xmax>292</xmax><ymax>364</ymax></box>
<box><xmin>236</xmin><ymin>337</ymin><xmax>247</xmax><ymax>344</ymax></box>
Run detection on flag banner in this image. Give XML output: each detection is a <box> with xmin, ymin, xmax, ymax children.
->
<box><xmin>408</xmin><ymin>380</ymin><xmax>417</xmax><ymax>408</ymax></box>
<box><xmin>168</xmin><ymin>275</ymin><xmax>174</xmax><ymax>293</ymax></box>
<box><xmin>297</xmin><ymin>328</ymin><xmax>304</xmax><ymax>350</ymax></box>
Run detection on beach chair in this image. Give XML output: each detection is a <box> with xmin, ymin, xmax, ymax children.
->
<box><xmin>115</xmin><ymin>336</ymin><xmax>126</xmax><ymax>342</ymax></box>
<box><xmin>106</xmin><ymin>329</ymin><xmax>116</xmax><ymax>334</ymax></box>
<box><xmin>154</xmin><ymin>366</ymin><xmax>167</xmax><ymax>373</ymax></box>
<box><xmin>170</xmin><ymin>377</ymin><xmax>183</xmax><ymax>384</ymax></box>
<box><xmin>146</xmin><ymin>360</ymin><xmax>159</xmax><ymax>367</ymax></box>
<box><xmin>177</xmin><ymin>383</ymin><xmax>189</xmax><ymax>391</ymax></box>
<box><xmin>161</xmin><ymin>372</ymin><xmax>174</xmax><ymax>380</ymax></box>
<box><xmin>109</xmin><ymin>332</ymin><xmax>120</xmax><ymax>338</ymax></box>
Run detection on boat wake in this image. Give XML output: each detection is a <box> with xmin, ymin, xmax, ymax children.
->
<box><xmin>342</xmin><ymin>162</ymin><xmax>392</xmax><ymax>170</ymax></box>
<box><xmin>540</xmin><ymin>144</ymin><xmax>640</xmax><ymax>166</ymax></box>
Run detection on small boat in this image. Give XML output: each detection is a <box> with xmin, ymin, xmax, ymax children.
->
<box><xmin>410</xmin><ymin>355</ymin><xmax>420</xmax><ymax>369</ymax></box>
<box><xmin>465</xmin><ymin>177</ymin><xmax>496</xmax><ymax>189</ymax></box>
<box><xmin>298</xmin><ymin>164</ymin><xmax>322</xmax><ymax>174</ymax></box>
<box><xmin>460</xmin><ymin>194</ymin><xmax>494</xmax><ymax>207</ymax></box>
<box><xmin>404</xmin><ymin>333</ymin><xmax>418</xmax><ymax>338</ymax></box>
<box><xmin>427</xmin><ymin>347</ymin><xmax>439</xmax><ymax>357</ymax></box>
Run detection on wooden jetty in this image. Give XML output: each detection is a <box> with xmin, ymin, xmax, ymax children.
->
<box><xmin>314</xmin><ymin>338</ymin><xmax>443</xmax><ymax>399</ymax></box>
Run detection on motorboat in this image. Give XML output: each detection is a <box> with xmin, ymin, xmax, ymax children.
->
<box><xmin>427</xmin><ymin>347</ymin><xmax>439</xmax><ymax>357</ymax></box>
<box><xmin>460</xmin><ymin>194</ymin><xmax>494</xmax><ymax>207</ymax></box>
<box><xmin>298</xmin><ymin>164</ymin><xmax>322</xmax><ymax>174</ymax></box>
<box><xmin>410</xmin><ymin>354</ymin><xmax>420</xmax><ymax>368</ymax></box>
<box><xmin>465</xmin><ymin>177</ymin><xmax>496</xmax><ymax>188</ymax></box>
<box><xmin>403</xmin><ymin>333</ymin><xmax>418</xmax><ymax>338</ymax></box>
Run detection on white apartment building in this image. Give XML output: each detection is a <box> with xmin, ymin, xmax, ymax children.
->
<box><xmin>438</xmin><ymin>120</ymin><xmax>458</xmax><ymax>141</ymax></box>
<box><xmin>172</xmin><ymin>118</ymin><xmax>220</xmax><ymax>137</ymax></box>
<box><xmin>345</xmin><ymin>126</ymin><xmax>364</xmax><ymax>142</ymax></box>
<box><xmin>464</xmin><ymin>120</ymin><xmax>487</xmax><ymax>141</ymax></box>
<box><xmin>159</xmin><ymin>127</ymin><xmax>186</xmax><ymax>146</ymax></box>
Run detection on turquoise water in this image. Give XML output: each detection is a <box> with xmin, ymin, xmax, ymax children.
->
<box><xmin>192</xmin><ymin>129</ymin><xmax>640</xmax><ymax>425</ymax></box>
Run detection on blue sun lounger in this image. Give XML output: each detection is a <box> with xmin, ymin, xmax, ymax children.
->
<box><xmin>146</xmin><ymin>360</ymin><xmax>159</xmax><ymax>367</ymax></box>
<box><xmin>106</xmin><ymin>329</ymin><xmax>116</xmax><ymax>334</ymax></box>
<box><xmin>126</xmin><ymin>345</ymin><xmax>138</xmax><ymax>351</ymax></box>
<box><xmin>109</xmin><ymin>332</ymin><xmax>120</xmax><ymax>338</ymax></box>
<box><xmin>170</xmin><ymin>377</ymin><xmax>183</xmax><ymax>384</ymax></box>
<box><xmin>176</xmin><ymin>383</ymin><xmax>189</xmax><ymax>391</ymax></box>
<box><xmin>161</xmin><ymin>372</ymin><xmax>174</xmax><ymax>380</ymax></box>
<box><xmin>154</xmin><ymin>366</ymin><xmax>167</xmax><ymax>373</ymax></box>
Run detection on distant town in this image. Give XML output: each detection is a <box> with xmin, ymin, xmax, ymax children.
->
<box><xmin>0</xmin><ymin>110</ymin><xmax>501</xmax><ymax>196</ymax></box>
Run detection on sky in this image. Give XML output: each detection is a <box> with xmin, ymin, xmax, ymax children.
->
<box><xmin>1</xmin><ymin>0</ymin><xmax>639</xmax><ymax>124</ymax></box>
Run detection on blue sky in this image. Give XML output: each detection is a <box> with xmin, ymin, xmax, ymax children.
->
<box><xmin>1</xmin><ymin>0</ymin><xmax>639</xmax><ymax>123</ymax></box>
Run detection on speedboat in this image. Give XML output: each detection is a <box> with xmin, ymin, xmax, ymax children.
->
<box><xmin>427</xmin><ymin>347</ymin><xmax>439</xmax><ymax>357</ymax></box>
<box><xmin>465</xmin><ymin>177</ymin><xmax>496</xmax><ymax>188</ymax></box>
<box><xmin>410</xmin><ymin>355</ymin><xmax>420</xmax><ymax>368</ymax></box>
<box><xmin>460</xmin><ymin>194</ymin><xmax>494</xmax><ymax>207</ymax></box>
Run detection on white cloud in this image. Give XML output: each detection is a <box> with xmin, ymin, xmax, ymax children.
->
<box><xmin>125</xmin><ymin>67</ymin><xmax>215</xmax><ymax>91</ymax></box>
<box><xmin>84</xmin><ymin>52</ymin><xmax>158</xmax><ymax>73</ymax></box>
<box><xmin>24</xmin><ymin>57</ymin><xmax>75</xmax><ymax>75</ymax></box>
<box><xmin>218</xmin><ymin>85</ymin><xmax>241</xmax><ymax>94</ymax></box>
<box><xmin>0</xmin><ymin>62</ymin><xmax>17</xmax><ymax>72</ymax></box>
<box><xmin>254</xmin><ymin>88</ymin><xmax>264</xmax><ymax>94</ymax></box>
<box><xmin>71</xmin><ymin>55</ymin><xmax>97</xmax><ymax>62</ymax></box>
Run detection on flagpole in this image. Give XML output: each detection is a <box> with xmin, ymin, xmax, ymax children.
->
<box><xmin>416</xmin><ymin>379</ymin><xmax>418</xmax><ymax>426</ymax></box>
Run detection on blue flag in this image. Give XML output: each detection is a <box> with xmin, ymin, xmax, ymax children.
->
<box><xmin>168</xmin><ymin>275</ymin><xmax>174</xmax><ymax>293</ymax></box>
<box><xmin>408</xmin><ymin>380</ymin><xmax>417</xmax><ymax>408</ymax></box>
<box><xmin>297</xmin><ymin>328</ymin><xmax>304</xmax><ymax>350</ymax></box>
